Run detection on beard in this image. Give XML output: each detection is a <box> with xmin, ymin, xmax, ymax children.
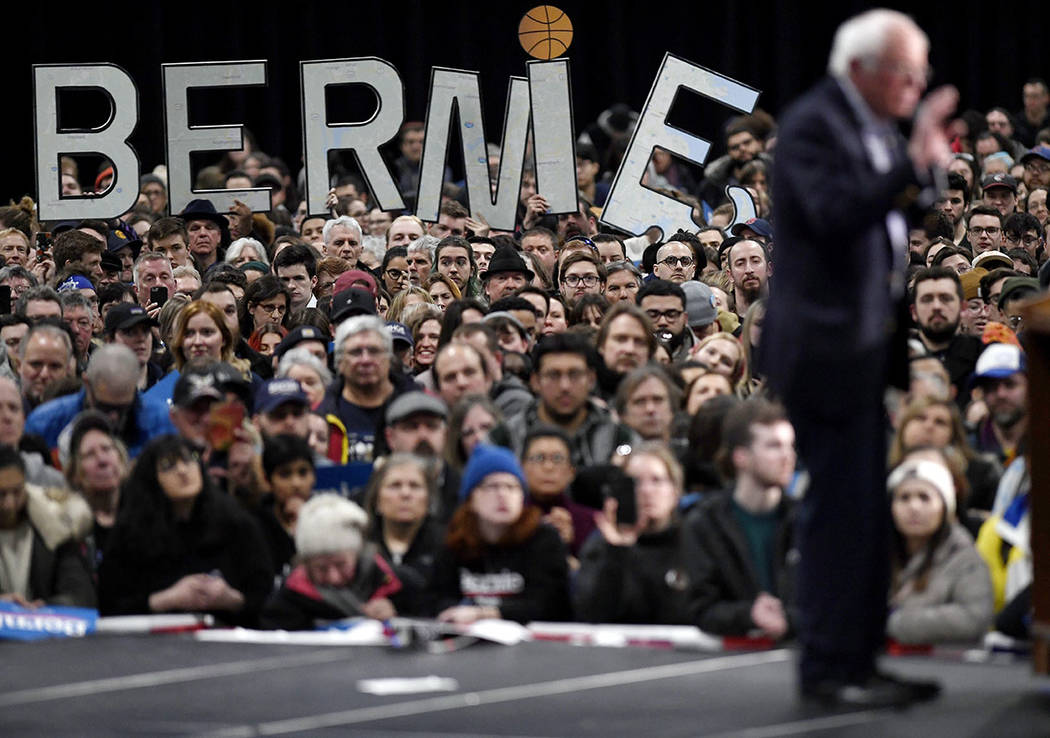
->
<box><xmin>543</xmin><ymin>401</ymin><xmax>586</xmax><ymax>426</ymax></box>
<box><xmin>919</xmin><ymin>316</ymin><xmax>960</xmax><ymax>344</ymax></box>
<box><xmin>991</xmin><ymin>406</ymin><xmax>1025</xmax><ymax>429</ymax></box>
<box><xmin>563</xmin><ymin>222</ymin><xmax>583</xmax><ymax>239</ymax></box>
<box><xmin>413</xmin><ymin>439</ymin><xmax>437</xmax><ymax>457</ymax></box>
<box><xmin>739</xmin><ymin>282</ymin><xmax>767</xmax><ymax>305</ymax></box>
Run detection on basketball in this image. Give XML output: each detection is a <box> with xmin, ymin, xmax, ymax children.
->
<box><xmin>518</xmin><ymin>6</ymin><xmax>573</xmax><ymax>60</ymax></box>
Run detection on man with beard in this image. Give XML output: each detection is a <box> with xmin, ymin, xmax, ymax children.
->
<box><xmin>683</xmin><ymin>399</ymin><xmax>797</xmax><ymax>639</ymax></box>
<box><xmin>910</xmin><ymin>267</ymin><xmax>981</xmax><ymax>403</ymax></box>
<box><xmin>25</xmin><ymin>344</ymin><xmax>175</xmax><ymax>458</ymax></box>
<box><xmin>970</xmin><ymin>343</ymin><xmax>1027</xmax><ymax>465</ymax></box>
<box><xmin>317</xmin><ymin>315</ymin><xmax>419</xmax><ymax>463</ymax></box>
<box><xmin>383</xmin><ymin>392</ymin><xmax>461</xmax><ymax>521</ymax></box>
<box><xmin>725</xmin><ymin>238</ymin><xmax>771</xmax><ymax>319</ymax></box>
<box><xmin>556</xmin><ymin>196</ymin><xmax>598</xmax><ymax>243</ymax></box>
<box><xmin>504</xmin><ymin>332</ymin><xmax>636</xmax><ymax>469</ymax></box>
<box><xmin>637</xmin><ymin>280</ymin><xmax>695</xmax><ymax>364</ymax></box>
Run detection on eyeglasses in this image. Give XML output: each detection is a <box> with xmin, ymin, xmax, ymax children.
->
<box><xmin>645</xmin><ymin>308</ymin><xmax>683</xmax><ymax>322</ymax></box>
<box><xmin>524</xmin><ymin>452</ymin><xmax>569</xmax><ymax>466</ymax></box>
<box><xmin>659</xmin><ymin>255</ymin><xmax>694</xmax><ymax>268</ymax></box>
<box><xmin>562</xmin><ymin>274</ymin><xmax>599</xmax><ymax>287</ymax></box>
<box><xmin>1004</xmin><ymin>233</ymin><xmax>1042</xmax><ymax>246</ymax></box>
<box><xmin>968</xmin><ymin>226</ymin><xmax>1001</xmax><ymax>236</ymax></box>
<box><xmin>1025</xmin><ymin>161</ymin><xmax>1050</xmax><ymax>175</ymax></box>
<box><xmin>385</xmin><ymin>268</ymin><xmax>409</xmax><ymax>281</ymax></box>
<box><xmin>258</xmin><ymin>302</ymin><xmax>287</xmax><ymax>315</ymax></box>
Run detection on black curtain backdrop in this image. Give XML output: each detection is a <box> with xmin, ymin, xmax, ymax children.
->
<box><xmin>7</xmin><ymin>0</ymin><xmax>1048</xmax><ymax>207</ymax></box>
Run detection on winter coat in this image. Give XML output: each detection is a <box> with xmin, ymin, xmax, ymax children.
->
<box><xmin>888</xmin><ymin>523</ymin><xmax>994</xmax><ymax>645</ymax></box>
<box><xmin>260</xmin><ymin>548</ymin><xmax>404</xmax><ymax>630</ymax></box>
<box><xmin>681</xmin><ymin>491</ymin><xmax>798</xmax><ymax>637</ymax></box>
<box><xmin>15</xmin><ymin>484</ymin><xmax>95</xmax><ymax>607</ymax></box>
<box><xmin>25</xmin><ymin>388</ymin><xmax>175</xmax><ymax>460</ymax></box>
<box><xmin>505</xmin><ymin>398</ymin><xmax>638</xmax><ymax>470</ymax></box>
<box><xmin>98</xmin><ymin>490</ymin><xmax>273</xmax><ymax>626</ymax></box>
<box><xmin>574</xmin><ymin>522</ymin><xmax>691</xmax><ymax>624</ymax></box>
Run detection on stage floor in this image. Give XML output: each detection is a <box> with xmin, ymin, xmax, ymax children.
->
<box><xmin>2</xmin><ymin>635</ymin><xmax>1048</xmax><ymax>737</ymax></box>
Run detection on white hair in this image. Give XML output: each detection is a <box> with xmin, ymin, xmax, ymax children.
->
<box><xmin>322</xmin><ymin>216</ymin><xmax>363</xmax><ymax>245</ymax></box>
<box><xmin>225</xmin><ymin>237</ymin><xmax>269</xmax><ymax>267</ymax></box>
<box><xmin>407</xmin><ymin>234</ymin><xmax>439</xmax><ymax>261</ymax></box>
<box><xmin>827</xmin><ymin>9</ymin><xmax>926</xmax><ymax>77</ymax></box>
<box><xmin>277</xmin><ymin>347</ymin><xmax>333</xmax><ymax>387</ymax></box>
<box><xmin>333</xmin><ymin>314</ymin><xmax>392</xmax><ymax>359</ymax></box>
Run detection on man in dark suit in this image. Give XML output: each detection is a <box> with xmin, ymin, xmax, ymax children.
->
<box><xmin>764</xmin><ymin>9</ymin><xmax>957</xmax><ymax>707</ymax></box>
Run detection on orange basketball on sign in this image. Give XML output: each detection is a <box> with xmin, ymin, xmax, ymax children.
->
<box><xmin>518</xmin><ymin>6</ymin><xmax>573</xmax><ymax>60</ymax></box>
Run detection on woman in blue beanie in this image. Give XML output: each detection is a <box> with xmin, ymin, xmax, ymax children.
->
<box><xmin>429</xmin><ymin>444</ymin><xmax>572</xmax><ymax>624</ymax></box>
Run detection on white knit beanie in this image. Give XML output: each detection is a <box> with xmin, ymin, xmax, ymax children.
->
<box><xmin>887</xmin><ymin>459</ymin><xmax>956</xmax><ymax>517</ymax></box>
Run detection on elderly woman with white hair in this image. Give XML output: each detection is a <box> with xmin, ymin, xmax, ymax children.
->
<box><xmin>277</xmin><ymin>347</ymin><xmax>332</xmax><ymax>412</ymax></box>
<box><xmin>259</xmin><ymin>494</ymin><xmax>406</xmax><ymax>629</ymax></box>
<box><xmin>886</xmin><ymin>449</ymin><xmax>994</xmax><ymax>645</ymax></box>
<box><xmin>225</xmin><ymin>237</ymin><xmax>270</xmax><ymax>269</ymax></box>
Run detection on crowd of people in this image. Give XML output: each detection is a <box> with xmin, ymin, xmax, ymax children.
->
<box><xmin>0</xmin><ymin>43</ymin><xmax>1039</xmax><ymax>655</ymax></box>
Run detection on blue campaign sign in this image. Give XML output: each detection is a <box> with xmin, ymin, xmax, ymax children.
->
<box><xmin>0</xmin><ymin>602</ymin><xmax>98</xmax><ymax>641</ymax></box>
<box><xmin>313</xmin><ymin>462</ymin><xmax>374</xmax><ymax>498</ymax></box>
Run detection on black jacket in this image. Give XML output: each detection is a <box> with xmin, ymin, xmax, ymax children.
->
<box><xmin>574</xmin><ymin>522</ymin><xmax>691</xmax><ymax>624</ymax></box>
<box><xmin>369</xmin><ymin>516</ymin><xmax>445</xmax><ymax>610</ymax></box>
<box><xmin>682</xmin><ymin>492</ymin><xmax>798</xmax><ymax>637</ymax></box>
<box><xmin>429</xmin><ymin>523</ymin><xmax>571</xmax><ymax>623</ymax></box>
<box><xmin>27</xmin><ymin>529</ymin><xmax>95</xmax><ymax>608</ymax></box>
<box><xmin>98</xmin><ymin>491</ymin><xmax>274</xmax><ymax>626</ymax></box>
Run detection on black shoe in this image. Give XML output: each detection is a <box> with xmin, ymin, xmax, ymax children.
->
<box><xmin>801</xmin><ymin>674</ymin><xmax>918</xmax><ymax>709</ymax></box>
<box><xmin>873</xmin><ymin>669</ymin><xmax>942</xmax><ymax>703</ymax></box>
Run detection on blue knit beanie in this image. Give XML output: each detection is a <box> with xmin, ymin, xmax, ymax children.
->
<box><xmin>459</xmin><ymin>444</ymin><xmax>527</xmax><ymax>501</ymax></box>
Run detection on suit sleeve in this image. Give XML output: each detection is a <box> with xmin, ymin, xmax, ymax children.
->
<box><xmin>775</xmin><ymin>103</ymin><xmax>918</xmax><ymax>245</ymax></box>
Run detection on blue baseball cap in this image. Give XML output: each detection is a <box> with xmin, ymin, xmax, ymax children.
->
<box><xmin>386</xmin><ymin>321</ymin><xmax>413</xmax><ymax>347</ymax></box>
<box><xmin>255</xmin><ymin>378</ymin><xmax>309</xmax><ymax>415</ymax></box>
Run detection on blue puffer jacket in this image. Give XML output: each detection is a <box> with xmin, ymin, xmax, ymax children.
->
<box><xmin>25</xmin><ymin>388</ymin><xmax>177</xmax><ymax>459</ymax></box>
